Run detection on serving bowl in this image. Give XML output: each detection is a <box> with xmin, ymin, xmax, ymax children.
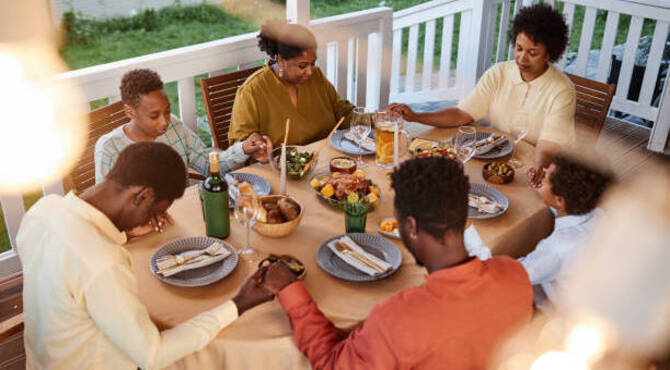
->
<box><xmin>252</xmin><ymin>195</ymin><xmax>303</xmax><ymax>238</ymax></box>
<box><xmin>271</xmin><ymin>146</ymin><xmax>318</xmax><ymax>180</ymax></box>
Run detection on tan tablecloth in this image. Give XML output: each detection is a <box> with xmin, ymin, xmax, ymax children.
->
<box><xmin>126</xmin><ymin>123</ymin><xmax>553</xmax><ymax>369</ymax></box>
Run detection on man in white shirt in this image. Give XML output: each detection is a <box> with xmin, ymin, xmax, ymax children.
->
<box><xmin>17</xmin><ymin>142</ymin><xmax>273</xmax><ymax>369</ymax></box>
<box><xmin>519</xmin><ymin>154</ymin><xmax>612</xmax><ymax>311</ymax></box>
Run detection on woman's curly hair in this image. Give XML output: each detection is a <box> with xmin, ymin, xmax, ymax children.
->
<box><xmin>549</xmin><ymin>155</ymin><xmax>614</xmax><ymax>215</ymax></box>
<box><xmin>391</xmin><ymin>157</ymin><xmax>469</xmax><ymax>239</ymax></box>
<box><xmin>257</xmin><ymin>20</ymin><xmax>317</xmax><ymax>62</ymax></box>
<box><xmin>120</xmin><ymin>69</ymin><xmax>164</xmax><ymax>108</ymax></box>
<box><xmin>509</xmin><ymin>3</ymin><xmax>569</xmax><ymax>63</ymax></box>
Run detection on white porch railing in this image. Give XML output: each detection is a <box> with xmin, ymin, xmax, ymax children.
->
<box><xmin>389</xmin><ymin>0</ymin><xmax>670</xmax><ymax>126</ymax></box>
<box><xmin>0</xmin><ymin>6</ymin><xmax>393</xmax><ymax>275</ymax></box>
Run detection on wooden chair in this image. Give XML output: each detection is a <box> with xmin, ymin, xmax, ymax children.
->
<box><xmin>199</xmin><ymin>66</ymin><xmax>262</xmax><ymax>150</ymax></box>
<box><xmin>64</xmin><ymin>101</ymin><xmax>130</xmax><ymax>193</ymax></box>
<box><xmin>566</xmin><ymin>73</ymin><xmax>616</xmax><ymax>145</ymax></box>
<box><xmin>0</xmin><ymin>273</ymin><xmax>25</xmax><ymax>370</ymax></box>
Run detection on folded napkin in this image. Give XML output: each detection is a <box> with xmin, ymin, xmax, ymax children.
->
<box><xmin>157</xmin><ymin>243</ymin><xmax>231</xmax><ymax>277</ymax></box>
<box><xmin>473</xmin><ymin>134</ymin><xmax>507</xmax><ymax>155</ymax></box>
<box><xmin>343</xmin><ymin>132</ymin><xmax>376</xmax><ymax>152</ymax></box>
<box><xmin>469</xmin><ymin>194</ymin><xmax>504</xmax><ymax>214</ymax></box>
<box><xmin>327</xmin><ymin>236</ymin><xmax>392</xmax><ymax>276</ymax></box>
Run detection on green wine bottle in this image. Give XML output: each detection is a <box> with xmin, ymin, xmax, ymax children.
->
<box><xmin>202</xmin><ymin>151</ymin><xmax>230</xmax><ymax>239</ymax></box>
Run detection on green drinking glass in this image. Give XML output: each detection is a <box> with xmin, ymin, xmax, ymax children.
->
<box><xmin>344</xmin><ymin>202</ymin><xmax>368</xmax><ymax>233</ymax></box>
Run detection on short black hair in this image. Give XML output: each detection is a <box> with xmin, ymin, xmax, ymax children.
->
<box><xmin>120</xmin><ymin>69</ymin><xmax>164</xmax><ymax>108</ymax></box>
<box><xmin>391</xmin><ymin>157</ymin><xmax>469</xmax><ymax>238</ymax></box>
<box><xmin>106</xmin><ymin>142</ymin><xmax>186</xmax><ymax>202</ymax></box>
<box><xmin>550</xmin><ymin>155</ymin><xmax>613</xmax><ymax>215</ymax></box>
<box><xmin>509</xmin><ymin>3</ymin><xmax>569</xmax><ymax>63</ymax></box>
<box><xmin>257</xmin><ymin>20</ymin><xmax>317</xmax><ymax>62</ymax></box>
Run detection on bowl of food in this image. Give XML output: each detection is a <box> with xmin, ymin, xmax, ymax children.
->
<box><xmin>378</xmin><ymin>217</ymin><xmax>400</xmax><ymax>240</ymax></box>
<box><xmin>482</xmin><ymin>161</ymin><xmax>515</xmax><ymax>184</ymax></box>
<box><xmin>329</xmin><ymin>156</ymin><xmax>357</xmax><ymax>174</ymax></box>
<box><xmin>309</xmin><ymin>170</ymin><xmax>381</xmax><ymax>211</ymax></box>
<box><xmin>271</xmin><ymin>146</ymin><xmax>318</xmax><ymax>180</ymax></box>
<box><xmin>253</xmin><ymin>195</ymin><xmax>303</xmax><ymax>238</ymax></box>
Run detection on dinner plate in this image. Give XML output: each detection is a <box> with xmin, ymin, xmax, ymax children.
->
<box><xmin>317</xmin><ymin>233</ymin><xmax>402</xmax><ymax>282</ymax></box>
<box><xmin>150</xmin><ymin>237</ymin><xmax>238</xmax><ymax>287</ymax></box>
<box><xmin>377</xmin><ymin>217</ymin><xmax>401</xmax><ymax>240</ymax></box>
<box><xmin>468</xmin><ymin>183</ymin><xmax>509</xmax><ymax>219</ymax></box>
<box><xmin>228</xmin><ymin>172</ymin><xmax>271</xmax><ymax>208</ymax></box>
<box><xmin>450</xmin><ymin>132</ymin><xmax>513</xmax><ymax>159</ymax></box>
<box><xmin>330</xmin><ymin>129</ymin><xmax>375</xmax><ymax>156</ymax></box>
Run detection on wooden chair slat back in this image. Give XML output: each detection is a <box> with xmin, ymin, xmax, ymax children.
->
<box><xmin>199</xmin><ymin>66</ymin><xmax>262</xmax><ymax>150</ymax></box>
<box><xmin>566</xmin><ymin>73</ymin><xmax>616</xmax><ymax>144</ymax></box>
<box><xmin>66</xmin><ymin>101</ymin><xmax>130</xmax><ymax>193</ymax></box>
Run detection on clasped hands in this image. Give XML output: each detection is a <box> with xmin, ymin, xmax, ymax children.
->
<box><xmin>232</xmin><ymin>261</ymin><xmax>300</xmax><ymax>316</ymax></box>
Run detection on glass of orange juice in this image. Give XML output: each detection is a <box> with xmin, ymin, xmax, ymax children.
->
<box><xmin>374</xmin><ymin>111</ymin><xmax>409</xmax><ymax>169</ymax></box>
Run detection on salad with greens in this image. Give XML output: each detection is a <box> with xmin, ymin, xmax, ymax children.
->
<box><xmin>275</xmin><ymin>147</ymin><xmax>314</xmax><ymax>177</ymax></box>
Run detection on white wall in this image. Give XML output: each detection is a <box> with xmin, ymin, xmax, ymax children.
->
<box><xmin>50</xmin><ymin>0</ymin><xmax>221</xmax><ymax>23</ymax></box>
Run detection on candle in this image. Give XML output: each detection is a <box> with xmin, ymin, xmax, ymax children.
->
<box><xmin>393</xmin><ymin>120</ymin><xmax>399</xmax><ymax>167</ymax></box>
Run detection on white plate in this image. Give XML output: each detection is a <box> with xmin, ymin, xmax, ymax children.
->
<box><xmin>377</xmin><ymin>217</ymin><xmax>400</xmax><ymax>240</ymax></box>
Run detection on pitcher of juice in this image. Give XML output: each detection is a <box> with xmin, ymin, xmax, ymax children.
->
<box><xmin>374</xmin><ymin>111</ymin><xmax>410</xmax><ymax>169</ymax></box>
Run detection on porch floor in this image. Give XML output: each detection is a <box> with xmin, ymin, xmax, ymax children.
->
<box><xmin>408</xmin><ymin>100</ymin><xmax>669</xmax><ymax>179</ymax></box>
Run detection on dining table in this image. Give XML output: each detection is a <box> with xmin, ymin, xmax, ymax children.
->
<box><xmin>125</xmin><ymin>121</ymin><xmax>554</xmax><ymax>369</ymax></box>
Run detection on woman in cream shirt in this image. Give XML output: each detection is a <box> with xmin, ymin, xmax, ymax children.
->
<box><xmin>389</xmin><ymin>3</ymin><xmax>574</xmax><ymax>185</ymax></box>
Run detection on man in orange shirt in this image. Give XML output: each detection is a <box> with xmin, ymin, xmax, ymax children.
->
<box><xmin>261</xmin><ymin>157</ymin><xmax>533</xmax><ymax>369</ymax></box>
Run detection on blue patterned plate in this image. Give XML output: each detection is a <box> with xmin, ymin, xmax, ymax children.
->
<box><xmin>228</xmin><ymin>172</ymin><xmax>271</xmax><ymax>207</ymax></box>
<box><xmin>451</xmin><ymin>131</ymin><xmax>512</xmax><ymax>159</ymax></box>
<box><xmin>468</xmin><ymin>183</ymin><xmax>509</xmax><ymax>219</ymax></box>
<box><xmin>317</xmin><ymin>233</ymin><xmax>401</xmax><ymax>282</ymax></box>
<box><xmin>150</xmin><ymin>237</ymin><xmax>238</xmax><ymax>287</ymax></box>
<box><xmin>330</xmin><ymin>129</ymin><xmax>375</xmax><ymax>155</ymax></box>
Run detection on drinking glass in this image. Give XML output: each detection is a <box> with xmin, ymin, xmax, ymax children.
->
<box><xmin>508</xmin><ymin>112</ymin><xmax>529</xmax><ymax>168</ymax></box>
<box><xmin>453</xmin><ymin>125</ymin><xmax>476</xmax><ymax>164</ymax></box>
<box><xmin>350</xmin><ymin>107</ymin><xmax>373</xmax><ymax>168</ymax></box>
<box><xmin>457</xmin><ymin>125</ymin><xmax>477</xmax><ymax>148</ymax></box>
<box><xmin>344</xmin><ymin>202</ymin><xmax>368</xmax><ymax>233</ymax></box>
<box><xmin>234</xmin><ymin>193</ymin><xmax>262</xmax><ymax>262</ymax></box>
<box><xmin>455</xmin><ymin>145</ymin><xmax>476</xmax><ymax>164</ymax></box>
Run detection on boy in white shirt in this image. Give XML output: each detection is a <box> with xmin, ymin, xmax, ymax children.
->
<box><xmin>519</xmin><ymin>154</ymin><xmax>612</xmax><ymax>311</ymax></box>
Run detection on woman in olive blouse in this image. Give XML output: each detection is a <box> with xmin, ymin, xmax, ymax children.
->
<box><xmin>229</xmin><ymin>21</ymin><xmax>354</xmax><ymax>146</ymax></box>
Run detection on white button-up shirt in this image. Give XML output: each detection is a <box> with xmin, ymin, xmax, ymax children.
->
<box><xmin>519</xmin><ymin>209</ymin><xmax>601</xmax><ymax>310</ymax></box>
<box><xmin>16</xmin><ymin>192</ymin><xmax>238</xmax><ymax>370</ymax></box>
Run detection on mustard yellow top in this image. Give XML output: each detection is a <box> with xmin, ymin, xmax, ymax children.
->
<box><xmin>229</xmin><ymin>64</ymin><xmax>354</xmax><ymax>146</ymax></box>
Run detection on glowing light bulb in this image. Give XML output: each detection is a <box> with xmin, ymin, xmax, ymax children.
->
<box><xmin>0</xmin><ymin>48</ymin><xmax>86</xmax><ymax>193</ymax></box>
<box><xmin>565</xmin><ymin>323</ymin><xmax>606</xmax><ymax>364</ymax></box>
<box><xmin>530</xmin><ymin>351</ymin><xmax>589</xmax><ymax>370</ymax></box>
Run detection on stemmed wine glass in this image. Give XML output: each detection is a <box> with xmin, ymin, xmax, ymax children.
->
<box><xmin>454</xmin><ymin>125</ymin><xmax>476</xmax><ymax>164</ymax></box>
<box><xmin>508</xmin><ymin>112</ymin><xmax>529</xmax><ymax>168</ymax></box>
<box><xmin>350</xmin><ymin>107</ymin><xmax>372</xmax><ymax>168</ymax></box>
<box><xmin>234</xmin><ymin>193</ymin><xmax>262</xmax><ymax>262</ymax></box>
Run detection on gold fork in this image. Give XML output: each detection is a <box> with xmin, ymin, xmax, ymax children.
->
<box><xmin>334</xmin><ymin>242</ymin><xmax>385</xmax><ymax>273</ymax></box>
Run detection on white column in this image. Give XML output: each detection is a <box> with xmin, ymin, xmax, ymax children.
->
<box><xmin>465</xmin><ymin>0</ymin><xmax>497</xmax><ymax>90</ymax></box>
<box><xmin>649</xmin><ymin>74</ymin><xmax>670</xmax><ymax>154</ymax></box>
<box><xmin>287</xmin><ymin>0</ymin><xmax>310</xmax><ymax>25</ymax></box>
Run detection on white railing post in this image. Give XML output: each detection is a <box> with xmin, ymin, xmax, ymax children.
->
<box><xmin>177</xmin><ymin>77</ymin><xmax>197</xmax><ymax>133</ymax></box>
<box><xmin>466</xmin><ymin>0</ymin><xmax>497</xmax><ymax>90</ymax></box>
<box><xmin>287</xmin><ymin>0</ymin><xmax>310</xmax><ymax>25</ymax></box>
<box><xmin>649</xmin><ymin>75</ymin><xmax>670</xmax><ymax>154</ymax></box>
<box><xmin>378</xmin><ymin>9</ymin><xmax>393</xmax><ymax>109</ymax></box>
